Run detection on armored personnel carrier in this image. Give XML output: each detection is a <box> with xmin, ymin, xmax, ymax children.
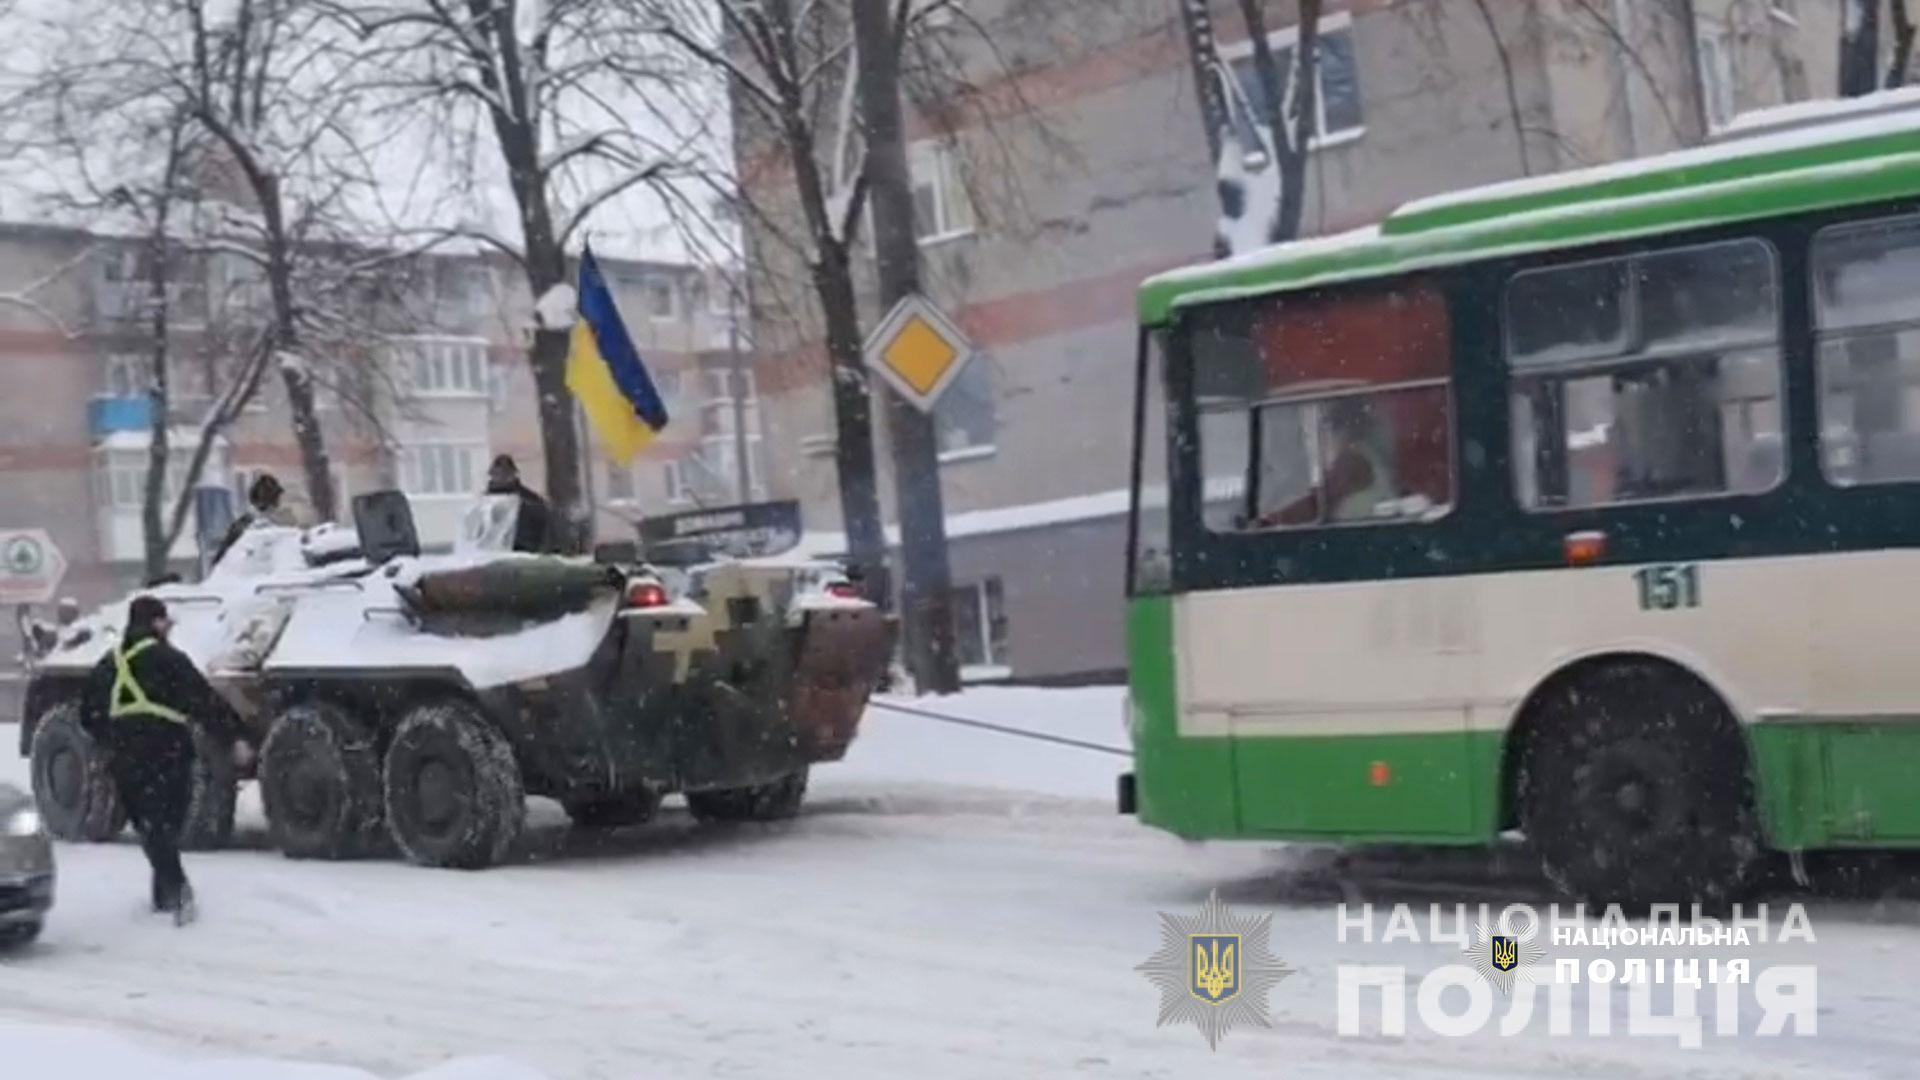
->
<box><xmin>16</xmin><ymin>493</ymin><xmax>892</xmax><ymax>869</ymax></box>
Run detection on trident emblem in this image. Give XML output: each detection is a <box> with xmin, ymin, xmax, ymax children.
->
<box><xmin>1190</xmin><ymin>934</ymin><xmax>1240</xmax><ymax>1003</ymax></box>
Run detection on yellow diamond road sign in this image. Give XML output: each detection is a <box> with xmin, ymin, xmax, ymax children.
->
<box><xmin>864</xmin><ymin>294</ymin><xmax>975</xmax><ymax>412</ymax></box>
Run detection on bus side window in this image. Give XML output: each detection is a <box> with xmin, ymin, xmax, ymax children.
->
<box><xmin>1813</xmin><ymin>215</ymin><xmax>1920</xmax><ymax>486</ymax></box>
<box><xmin>1505</xmin><ymin>238</ymin><xmax>1783</xmax><ymax>510</ymax></box>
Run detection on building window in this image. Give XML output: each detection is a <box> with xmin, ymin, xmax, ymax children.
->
<box><xmin>707</xmin><ymin>277</ymin><xmax>735</xmax><ymax>317</ymax></box>
<box><xmin>646</xmin><ymin>278</ymin><xmax>678</xmax><ymax>321</ymax></box>
<box><xmin>605</xmin><ymin>462</ymin><xmax>638</xmax><ymax>502</ymax></box>
<box><xmin>1506</xmin><ymin>239</ymin><xmax>1783</xmax><ymax>509</ymax></box>
<box><xmin>1225</xmin><ymin>17</ymin><xmax>1365</xmax><ymax>148</ymax></box>
<box><xmin>910</xmin><ymin>140</ymin><xmax>973</xmax><ymax>243</ymax></box>
<box><xmin>400</xmin><ymin>443</ymin><xmax>481</xmax><ymax>496</ymax></box>
<box><xmin>663</xmin><ymin>459</ymin><xmax>690</xmax><ymax>504</ymax></box>
<box><xmin>396</xmin><ymin>337</ymin><xmax>489</xmax><ymax>397</ymax></box>
<box><xmin>1697</xmin><ymin>24</ymin><xmax>1738</xmax><ymax>130</ymax></box>
<box><xmin>934</xmin><ymin>357</ymin><xmax>995</xmax><ymax>461</ymax></box>
<box><xmin>103</xmin><ymin>354</ymin><xmax>149</xmax><ymax>398</ymax></box>
<box><xmin>949</xmin><ymin>578</ymin><xmax>1009</xmax><ymax>678</ymax></box>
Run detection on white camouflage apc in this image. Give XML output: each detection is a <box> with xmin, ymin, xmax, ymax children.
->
<box><xmin>14</xmin><ymin>494</ymin><xmax>893</xmax><ymax>869</ymax></box>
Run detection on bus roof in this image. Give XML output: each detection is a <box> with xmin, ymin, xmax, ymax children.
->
<box><xmin>1138</xmin><ymin>97</ymin><xmax>1920</xmax><ymax>327</ymax></box>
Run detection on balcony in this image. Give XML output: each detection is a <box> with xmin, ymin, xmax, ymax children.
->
<box><xmin>88</xmin><ymin>395</ymin><xmax>153</xmax><ymax>438</ymax></box>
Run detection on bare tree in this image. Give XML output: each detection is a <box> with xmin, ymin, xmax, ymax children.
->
<box><xmin>1842</xmin><ymin>0</ymin><xmax>1882</xmax><ymax>95</ymax></box>
<box><xmin>1888</xmin><ymin>0</ymin><xmax>1917</xmax><ymax>88</ymax></box>
<box><xmin>340</xmin><ymin>0</ymin><xmax>695</xmax><ymax>550</ymax></box>
<box><xmin>645</xmin><ymin>0</ymin><xmax>888</xmax><ymax>586</ymax></box>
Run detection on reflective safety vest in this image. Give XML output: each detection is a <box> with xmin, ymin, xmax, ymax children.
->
<box><xmin>110</xmin><ymin>638</ymin><xmax>189</xmax><ymax>725</ymax></box>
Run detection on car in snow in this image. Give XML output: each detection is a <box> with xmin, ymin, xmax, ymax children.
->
<box><xmin>15</xmin><ymin>492</ymin><xmax>893</xmax><ymax>870</ymax></box>
<box><xmin>0</xmin><ymin>780</ymin><xmax>53</xmax><ymax>946</ymax></box>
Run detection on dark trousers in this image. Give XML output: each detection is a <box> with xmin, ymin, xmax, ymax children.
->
<box><xmin>108</xmin><ymin>721</ymin><xmax>196</xmax><ymax>911</ymax></box>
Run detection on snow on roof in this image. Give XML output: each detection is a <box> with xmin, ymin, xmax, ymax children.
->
<box><xmin>1393</xmin><ymin>100</ymin><xmax>1920</xmax><ymax>224</ymax></box>
<box><xmin>1719</xmin><ymin>86</ymin><xmax>1920</xmax><ymax>137</ymax></box>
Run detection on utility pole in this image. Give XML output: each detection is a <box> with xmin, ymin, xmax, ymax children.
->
<box><xmin>726</xmin><ymin>278</ymin><xmax>753</xmax><ymax>504</ymax></box>
<box><xmin>852</xmin><ymin>0</ymin><xmax>961</xmax><ymax>695</ymax></box>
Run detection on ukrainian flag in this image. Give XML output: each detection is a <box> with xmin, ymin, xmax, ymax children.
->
<box><xmin>565</xmin><ymin>248</ymin><xmax>670</xmax><ymax>463</ymax></box>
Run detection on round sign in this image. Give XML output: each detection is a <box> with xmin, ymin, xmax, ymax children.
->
<box><xmin>3</xmin><ymin>535</ymin><xmax>44</xmax><ymax>576</ymax></box>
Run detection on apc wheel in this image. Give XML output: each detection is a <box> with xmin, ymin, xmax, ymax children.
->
<box><xmin>564</xmin><ymin>790</ymin><xmax>663</xmax><ymax>831</ymax></box>
<box><xmin>687</xmin><ymin>769</ymin><xmax>809</xmax><ymax>824</ymax></box>
<box><xmin>383</xmin><ymin>701</ymin><xmax>524</xmax><ymax>869</ymax></box>
<box><xmin>179</xmin><ymin>724</ymin><xmax>238</xmax><ymax>852</ymax></box>
<box><xmin>0</xmin><ymin>921</ymin><xmax>42</xmax><ymax>949</ymax></box>
<box><xmin>1519</xmin><ymin>665</ymin><xmax>1761</xmax><ymax>905</ymax></box>
<box><xmin>28</xmin><ymin>701</ymin><xmax>124</xmax><ymax>842</ymax></box>
<box><xmin>262</xmin><ymin>701</ymin><xmax>385</xmax><ymax>859</ymax></box>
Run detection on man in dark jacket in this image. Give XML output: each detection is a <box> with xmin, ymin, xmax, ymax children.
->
<box><xmin>210</xmin><ymin>472</ymin><xmax>294</xmax><ymax>568</ymax></box>
<box><xmin>485</xmin><ymin>454</ymin><xmax>553</xmax><ymax>553</ymax></box>
<box><xmin>79</xmin><ymin>596</ymin><xmax>243</xmax><ymax>923</ymax></box>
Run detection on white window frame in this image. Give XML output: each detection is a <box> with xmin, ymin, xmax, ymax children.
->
<box><xmin>953</xmin><ymin>577</ymin><xmax>1010</xmax><ymax>681</ymax></box>
<box><xmin>102</xmin><ymin>354</ymin><xmax>149</xmax><ymax>399</ymax></box>
<box><xmin>933</xmin><ymin>356</ymin><xmax>997</xmax><ymax>464</ymax></box>
<box><xmin>646</xmin><ymin>277</ymin><xmax>679</xmax><ymax>322</ymax></box>
<box><xmin>395</xmin><ymin>336</ymin><xmax>490</xmax><ymax>398</ymax></box>
<box><xmin>707</xmin><ymin>277</ymin><xmax>736</xmax><ymax>317</ymax></box>
<box><xmin>663</xmin><ymin>459</ymin><xmax>691</xmax><ymax>505</ymax></box>
<box><xmin>1219</xmin><ymin>10</ymin><xmax>1364</xmax><ymax>151</ymax></box>
<box><xmin>1697</xmin><ymin>22</ymin><xmax>1739</xmax><ymax>131</ymax></box>
<box><xmin>909</xmin><ymin>139</ymin><xmax>973</xmax><ymax>245</ymax></box>
<box><xmin>399</xmin><ymin>442</ymin><xmax>484</xmax><ymax>498</ymax></box>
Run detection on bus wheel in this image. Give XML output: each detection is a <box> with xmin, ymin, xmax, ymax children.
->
<box><xmin>1519</xmin><ymin>665</ymin><xmax>1761</xmax><ymax>905</ymax></box>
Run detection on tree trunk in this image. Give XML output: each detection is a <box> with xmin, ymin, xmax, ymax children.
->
<box><xmin>1841</xmin><ymin>0</ymin><xmax>1882</xmax><ymax>96</ymax></box>
<box><xmin>1275</xmin><ymin>0</ymin><xmax>1322</xmax><ymax>244</ymax></box>
<box><xmin>252</xmin><ymin>173</ymin><xmax>334</xmax><ymax>523</ymax></box>
<box><xmin>141</xmin><ymin>206</ymin><xmax>176</xmax><ymax>583</ymax></box>
<box><xmin>1889</xmin><ymin>0</ymin><xmax>1917</xmax><ymax>88</ymax></box>
<box><xmin>811</xmin><ymin>244</ymin><xmax>889</xmax><ymax>601</ymax></box>
<box><xmin>497</xmin><ymin>112</ymin><xmax>586</xmax><ymax>553</ymax></box>
<box><xmin>853</xmin><ymin>0</ymin><xmax>960</xmax><ymax>695</ymax></box>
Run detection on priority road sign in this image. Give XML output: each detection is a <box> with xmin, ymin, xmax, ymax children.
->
<box><xmin>0</xmin><ymin>529</ymin><xmax>68</xmax><ymax>605</ymax></box>
<box><xmin>863</xmin><ymin>294</ymin><xmax>976</xmax><ymax>413</ymax></box>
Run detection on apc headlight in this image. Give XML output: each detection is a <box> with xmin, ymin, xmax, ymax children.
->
<box><xmin>4</xmin><ymin>809</ymin><xmax>43</xmax><ymax>838</ymax></box>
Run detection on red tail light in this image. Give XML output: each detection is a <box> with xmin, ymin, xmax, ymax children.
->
<box><xmin>824</xmin><ymin>581</ymin><xmax>861</xmax><ymax>599</ymax></box>
<box><xmin>625</xmin><ymin>581</ymin><xmax>670</xmax><ymax>609</ymax></box>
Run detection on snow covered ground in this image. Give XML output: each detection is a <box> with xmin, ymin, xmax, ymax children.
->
<box><xmin>2</xmin><ymin>687</ymin><xmax>1920</xmax><ymax>1078</ymax></box>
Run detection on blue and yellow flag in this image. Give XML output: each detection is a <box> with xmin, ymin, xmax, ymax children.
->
<box><xmin>565</xmin><ymin>248</ymin><xmax>670</xmax><ymax>463</ymax></box>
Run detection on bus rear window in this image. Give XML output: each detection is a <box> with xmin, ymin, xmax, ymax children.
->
<box><xmin>1190</xmin><ymin>280</ymin><xmax>1454</xmax><ymax>532</ymax></box>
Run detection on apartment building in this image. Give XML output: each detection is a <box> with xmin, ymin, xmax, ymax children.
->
<box><xmin>735</xmin><ymin>0</ymin><xmax>1844</xmax><ymax>682</ymax></box>
<box><xmin>0</xmin><ymin>226</ymin><xmax>753</xmax><ymax>621</ymax></box>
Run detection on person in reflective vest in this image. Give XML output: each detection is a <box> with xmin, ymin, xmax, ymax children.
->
<box><xmin>79</xmin><ymin>596</ymin><xmax>243</xmax><ymax>921</ymax></box>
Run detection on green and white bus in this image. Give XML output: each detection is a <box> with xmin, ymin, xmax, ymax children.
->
<box><xmin>1121</xmin><ymin>100</ymin><xmax>1920</xmax><ymax>903</ymax></box>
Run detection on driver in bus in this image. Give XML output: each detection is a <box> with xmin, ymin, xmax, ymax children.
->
<box><xmin>1261</xmin><ymin>398</ymin><xmax>1398</xmax><ymax>526</ymax></box>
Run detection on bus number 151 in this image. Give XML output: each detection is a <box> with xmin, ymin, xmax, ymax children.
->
<box><xmin>1634</xmin><ymin>564</ymin><xmax>1701</xmax><ymax>611</ymax></box>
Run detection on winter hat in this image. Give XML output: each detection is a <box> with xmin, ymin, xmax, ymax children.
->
<box><xmin>127</xmin><ymin>595</ymin><xmax>169</xmax><ymax>631</ymax></box>
<box><xmin>249</xmin><ymin>472</ymin><xmax>285</xmax><ymax>509</ymax></box>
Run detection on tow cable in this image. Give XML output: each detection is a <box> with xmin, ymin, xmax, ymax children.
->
<box><xmin>866</xmin><ymin>697</ymin><xmax>1132</xmax><ymax>757</ymax></box>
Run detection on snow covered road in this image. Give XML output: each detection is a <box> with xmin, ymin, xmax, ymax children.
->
<box><xmin>3</xmin><ymin>687</ymin><xmax>1920</xmax><ymax>1078</ymax></box>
